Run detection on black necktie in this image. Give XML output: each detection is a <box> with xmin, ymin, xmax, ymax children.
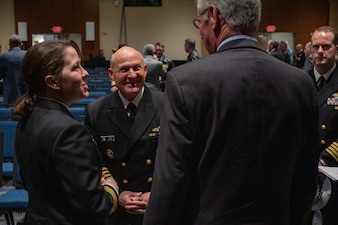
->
<box><xmin>317</xmin><ymin>76</ymin><xmax>326</xmax><ymax>91</ymax></box>
<box><xmin>127</xmin><ymin>103</ymin><xmax>137</xmax><ymax>121</ymax></box>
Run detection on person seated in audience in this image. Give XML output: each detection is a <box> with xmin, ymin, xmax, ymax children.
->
<box><xmin>91</xmin><ymin>48</ymin><xmax>106</xmax><ymax>68</ymax></box>
<box><xmin>13</xmin><ymin>39</ymin><xmax>119</xmax><ymax>225</ymax></box>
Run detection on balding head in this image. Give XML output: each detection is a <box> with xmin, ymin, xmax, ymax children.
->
<box><xmin>108</xmin><ymin>46</ymin><xmax>147</xmax><ymax>101</ymax></box>
<box><xmin>110</xmin><ymin>46</ymin><xmax>143</xmax><ymax>70</ymax></box>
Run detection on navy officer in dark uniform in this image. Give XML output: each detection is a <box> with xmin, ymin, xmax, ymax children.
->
<box><xmin>308</xmin><ymin>25</ymin><xmax>338</xmax><ymax>225</ymax></box>
<box><xmin>85</xmin><ymin>46</ymin><xmax>163</xmax><ymax>225</ymax></box>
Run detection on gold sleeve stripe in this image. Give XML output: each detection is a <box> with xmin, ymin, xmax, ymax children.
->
<box><xmin>102</xmin><ymin>167</ymin><xmax>113</xmax><ymax>179</ymax></box>
<box><xmin>103</xmin><ymin>185</ymin><xmax>118</xmax><ymax>214</ymax></box>
<box><xmin>327</xmin><ymin>145</ymin><xmax>338</xmax><ymax>158</ymax></box>
<box><xmin>332</xmin><ymin>142</ymin><xmax>338</xmax><ymax>149</ymax></box>
<box><xmin>103</xmin><ymin>174</ymin><xmax>112</xmax><ymax>179</ymax></box>
<box><xmin>326</xmin><ymin>143</ymin><xmax>338</xmax><ymax>162</ymax></box>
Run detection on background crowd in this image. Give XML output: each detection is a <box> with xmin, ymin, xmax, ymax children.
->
<box><xmin>1</xmin><ymin>0</ymin><xmax>338</xmax><ymax>225</ymax></box>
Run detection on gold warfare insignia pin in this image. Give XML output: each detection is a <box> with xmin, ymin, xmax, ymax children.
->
<box><xmin>106</xmin><ymin>149</ymin><xmax>114</xmax><ymax>159</ymax></box>
<box><xmin>152</xmin><ymin>126</ymin><xmax>160</xmax><ymax>132</ymax></box>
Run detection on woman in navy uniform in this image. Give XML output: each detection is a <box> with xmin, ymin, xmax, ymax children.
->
<box><xmin>14</xmin><ymin>40</ymin><xmax>118</xmax><ymax>225</ymax></box>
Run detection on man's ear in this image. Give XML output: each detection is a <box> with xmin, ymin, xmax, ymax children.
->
<box><xmin>209</xmin><ymin>4</ymin><xmax>224</xmax><ymax>36</ymax></box>
<box><xmin>108</xmin><ymin>68</ymin><xmax>115</xmax><ymax>81</ymax></box>
<box><xmin>45</xmin><ymin>75</ymin><xmax>59</xmax><ymax>90</ymax></box>
<box><xmin>143</xmin><ymin>64</ymin><xmax>148</xmax><ymax>77</ymax></box>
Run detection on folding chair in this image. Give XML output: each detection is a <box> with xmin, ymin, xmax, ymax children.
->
<box><xmin>69</xmin><ymin>107</ymin><xmax>86</xmax><ymax>122</ymax></box>
<box><xmin>0</xmin><ymin>155</ymin><xmax>28</xmax><ymax>225</ymax></box>
<box><xmin>0</xmin><ymin>121</ymin><xmax>18</xmax><ymax>184</ymax></box>
<box><xmin>89</xmin><ymin>91</ymin><xmax>107</xmax><ymax>98</ymax></box>
<box><xmin>0</xmin><ymin>108</ymin><xmax>12</xmax><ymax>121</ymax></box>
<box><xmin>72</xmin><ymin>98</ymin><xmax>96</xmax><ymax>107</ymax></box>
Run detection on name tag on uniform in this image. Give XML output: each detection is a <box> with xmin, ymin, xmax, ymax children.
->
<box><xmin>100</xmin><ymin>135</ymin><xmax>115</xmax><ymax>142</ymax></box>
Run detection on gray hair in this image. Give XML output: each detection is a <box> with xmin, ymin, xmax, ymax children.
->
<box><xmin>9</xmin><ymin>34</ymin><xmax>22</xmax><ymax>47</ymax></box>
<box><xmin>197</xmin><ymin>0</ymin><xmax>261</xmax><ymax>34</ymax></box>
<box><xmin>143</xmin><ymin>43</ymin><xmax>155</xmax><ymax>56</ymax></box>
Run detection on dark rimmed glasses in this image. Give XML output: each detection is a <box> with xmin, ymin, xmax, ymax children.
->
<box><xmin>192</xmin><ymin>8</ymin><xmax>208</xmax><ymax>29</ymax></box>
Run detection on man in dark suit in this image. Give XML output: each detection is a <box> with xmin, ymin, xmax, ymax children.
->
<box><xmin>295</xmin><ymin>43</ymin><xmax>306</xmax><ymax>68</ymax></box>
<box><xmin>143</xmin><ymin>0</ymin><xmax>319</xmax><ymax>225</ymax></box>
<box><xmin>143</xmin><ymin>43</ymin><xmax>164</xmax><ymax>91</ymax></box>
<box><xmin>0</xmin><ymin>34</ymin><xmax>27</xmax><ymax>106</ymax></box>
<box><xmin>308</xmin><ymin>26</ymin><xmax>338</xmax><ymax>225</ymax></box>
<box><xmin>184</xmin><ymin>38</ymin><xmax>201</xmax><ymax>62</ymax></box>
<box><xmin>267</xmin><ymin>39</ymin><xmax>286</xmax><ymax>62</ymax></box>
<box><xmin>154</xmin><ymin>42</ymin><xmax>175</xmax><ymax>91</ymax></box>
<box><xmin>85</xmin><ymin>46</ymin><xmax>163</xmax><ymax>225</ymax></box>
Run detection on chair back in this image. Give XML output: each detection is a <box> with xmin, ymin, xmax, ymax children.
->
<box><xmin>0</xmin><ymin>120</ymin><xmax>18</xmax><ymax>160</ymax></box>
<box><xmin>72</xmin><ymin>98</ymin><xmax>96</xmax><ymax>107</ymax></box>
<box><xmin>13</xmin><ymin>154</ymin><xmax>24</xmax><ymax>189</ymax></box>
<box><xmin>0</xmin><ymin>132</ymin><xmax>3</xmax><ymax>185</ymax></box>
<box><xmin>69</xmin><ymin>107</ymin><xmax>85</xmax><ymax>122</ymax></box>
<box><xmin>0</xmin><ymin>108</ymin><xmax>12</xmax><ymax>120</ymax></box>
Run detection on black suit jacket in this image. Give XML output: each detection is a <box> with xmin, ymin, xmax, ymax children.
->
<box><xmin>143</xmin><ymin>39</ymin><xmax>319</xmax><ymax>225</ymax></box>
<box><xmin>15</xmin><ymin>98</ymin><xmax>117</xmax><ymax>225</ymax></box>
<box><xmin>85</xmin><ymin>87</ymin><xmax>163</xmax><ymax>224</ymax></box>
<box><xmin>309</xmin><ymin>66</ymin><xmax>338</xmax><ymax>166</ymax></box>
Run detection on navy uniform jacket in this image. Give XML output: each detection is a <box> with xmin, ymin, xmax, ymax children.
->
<box><xmin>143</xmin><ymin>38</ymin><xmax>319</xmax><ymax>225</ymax></box>
<box><xmin>309</xmin><ymin>66</ymin><xmax>338</xmax><ymax>225</ymax></box>
<box><xmin>309</xmin><ymin>66</ymin><xmax>338</xmax><ymax>166</ymax></box>
<box><xmin>85</xmin><ymin>87</ymin><xmax>163</xmax><ymax>224</ymax></box>
<box><xmin>15</xmin><ymin>98</ymin><xmax>117</xmax><ymax>225</ymax></box>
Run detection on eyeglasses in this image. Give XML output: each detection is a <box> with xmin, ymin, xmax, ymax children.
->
<box><xmin>192</xmin><ymin>8</ymin><xmax>208</xmax><ymax>29</ymax></box>
<box><xmin>311</xmin><ymin>44</ymin><xmax>333</xmax><ymax>51</ymax></box>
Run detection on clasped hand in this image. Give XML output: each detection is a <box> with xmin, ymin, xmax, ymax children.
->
<box><xmin>118</xmin><ymin>191</ymin><xmax>150</xmax><ymax>214</ymax></box>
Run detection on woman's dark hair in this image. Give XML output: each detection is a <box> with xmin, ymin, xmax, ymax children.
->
<box><xmin>13</xmin><ymin>39</ymin><xmax>81</xmax><ymax>116</ymax></box>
